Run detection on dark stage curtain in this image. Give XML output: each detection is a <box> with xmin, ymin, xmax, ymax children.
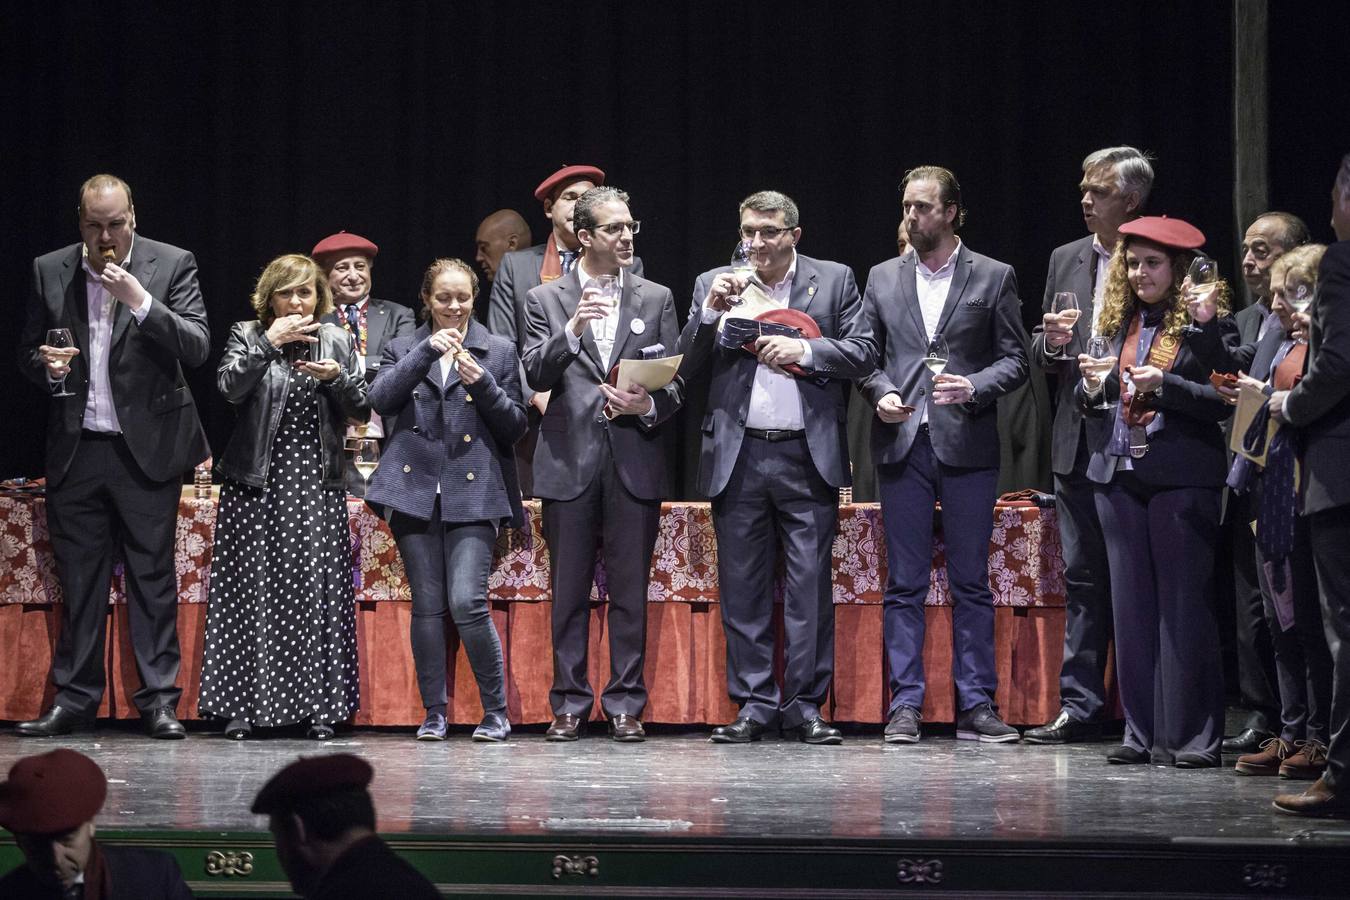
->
<box><xmin>0</xmin><ymin>2</ymin><xmax>1276</xmax><ymax>493</ymax></box>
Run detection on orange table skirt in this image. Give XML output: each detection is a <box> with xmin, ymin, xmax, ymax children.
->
<box><xmin>0</xmin><ymin>601</ymin><xmax>1069</xmax><ymax>726</ymax></box>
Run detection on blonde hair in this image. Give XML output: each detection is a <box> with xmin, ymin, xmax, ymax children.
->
<box><xmin>1095</xmin><ymin>237</ymin><xmax>1232</xmax><ymax>340</ymax></box>
<box><xmin>1270</xmin><ymin>243</ymin><xmax>1327</xmax><ymax>290</ymax></box>
<box><xmin>250</xmin><ymin>254</ymin><xmax>333</xmax><ymax>326</ymax></box>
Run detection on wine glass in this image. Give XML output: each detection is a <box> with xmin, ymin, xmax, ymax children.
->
<box><xmin>1084</xmin><ymin>335</ymin><xmax>1115</xmax><ymax>409</ymax></box>
<box><xmin>1287</xmin><ymin>278</ymin><xmax>1314</xmax><ymax>344</ymax></box>
<box><xmin>45</xmin><ymin>328</ymin><xmax>76</xmax><ymax>398</ymax></box>
<box><xmin>1049</xmin><ymin>292</ymin><xmax>1080</xmax><ymax>360</ymax></box>
<box><xmin>923</xmin><ymin>334</ymin><xmax>950</xmax><ymax>377</ymax></box>
<box><xmin>353</xmin><ymin>439</ymin><xmax>380</xmax><ymax>483</ymax></box>
<box><xmin>1184</xmin><ymin>256</ymin><xmax>1219</xmax><ymax>334</ymax></box>
<box><xmin>726</xmin><ymin>240</ymin><xmax>757</xmax><ymax>307</ymax></box>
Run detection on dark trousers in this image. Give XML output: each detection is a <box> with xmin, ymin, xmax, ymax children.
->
<box><xmin>390</xmin><ymin>501</ymin><xmax>505</xmax><ymax>714</ymax></box>
<box><xmin>1309</xmin><ymin>504</ymin><xmax>1350</xmax><ymax>790</ymax></box>
<box><xmin>1053</xmin><ymin>434</ymin><xmax>1114</xmax><ymax>722</ymax></box>
<box><xmin>878</xmin><ymin>428</ymin><xmax>1000</xmax><ymax>715</ymax></box>
<box><xmin>1094</xmin><ymin>475</ymin><xmax>1224</xmax><ymax>763</ymax></box>
<box><xmin>541</xmin><ymin>441</ymin><xmax>658</xmax><ymax>718</ymax></box>
<box><xmin>44</xmin><ymin>433</ymin><xmax>182</xmax><ymax>715</ymax></box>
<box><xmin>711</xmin><ymin>432</ymin><xmax>837</xmax><ymax>729</ymax></box>
<box><xmin>1228</xmin><ymin>492</ymin><xmax>1281</xmax><ymax>732</ymax></box>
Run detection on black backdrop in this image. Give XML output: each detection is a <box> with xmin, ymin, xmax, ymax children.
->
<box><xmin>3</xmin><ymin>1</ymin><xmax>1343</xmax><ymax>491</ymax></box>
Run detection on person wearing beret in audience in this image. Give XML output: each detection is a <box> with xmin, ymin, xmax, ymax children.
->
<box><xmin>253</xmin><ymin>754</ymin><xmax>438</xmax><ymax>900</ymax></box>
<box><xmin>0</xmin><ymin>749</ymin><xmax>192</xmax><ymax>899</ymax></box>
<box><xmin>1076</xmin><ymin>215</ymin><xmax>1237</xmax><ymax>769</ymax></box>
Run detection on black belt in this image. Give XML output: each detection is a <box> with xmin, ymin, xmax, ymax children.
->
<box><xmin>744</xmin><ymin>427</ymin><xmax>805</xmax><ymax>442</ymax></box>
<box><xmin>81</xmin><ymin>430</ymin><xmax>123</xmax><ymax>441</ymax></box>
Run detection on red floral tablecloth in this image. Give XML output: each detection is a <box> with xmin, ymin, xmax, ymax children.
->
<box><xmin>0</xmin><ymin>493</ymin><xmax>1063</xmax><ymax>607</ymax></box>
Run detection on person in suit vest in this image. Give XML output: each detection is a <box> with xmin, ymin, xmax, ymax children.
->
<box><xmin>859</xmin><ymin>167</ymin><xmax>1029</xmax><ymax>745</ymax></box>
<box><xmin>522</xmin><ymin>186</ymin><xmax>683</xmax><ymax>742</ymax></box>
<box><xmin>679</xmin><ymin>190</ymin><xmax>876</xmax><ymax>745</ymax></box>
<box><xmin>1273</xmin><ymin>154</ymin><xmax>1350</xmax><ymax>818</ymax></box>
<box><xmin>314</xmin><ymin>231</ymin><xmax>416</xmax><ymax>498</ymax></box>
<box><xmin>1025</xmin><ymin>146</ymin><xmax>1153</xmax><ymax>744</ymax></box>
<box><xmin>16</xmin><ymin>175</ymin><xmax>210</xmax><ymax>740</ymax></box>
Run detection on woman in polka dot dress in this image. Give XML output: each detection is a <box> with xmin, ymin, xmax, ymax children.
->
<box><xmin>200</xmin><ymin>253</ymin><xmax>371</xmax><ymax>740</ymax></box>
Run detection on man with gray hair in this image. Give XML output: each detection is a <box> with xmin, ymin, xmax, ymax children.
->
<box><xmin>1026</xmin><ymin>146</ymin><xmax>1152</xmax><ymax>744</ymax></box>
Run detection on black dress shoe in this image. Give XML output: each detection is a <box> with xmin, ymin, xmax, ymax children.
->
<box><xmin>785</xmin><ymin>717</ymin><xmax>843</xmax><ymax>745</ymax></box>
<box><xmin>16</xmin><ymin>705</ymin><xmax>95</xmax><ymax>737</ymax></box>
<box><xmin>1023</xmin><ymin>710</ymin><xmax>1102</xmax><ymax>745</ymax></box>
<box><xmin>546</xmin><ymin>713</ymin><xmax>583</xmax><ymax>741</ymax></box>
<box><xmin>1107</xmin><ymin>744</ymin><xmax>1149</xmax><ymax>764</ymax></box>
<box><xmin>1223</xmin><ymin>727</ymin><xmax>1276</xmax><ymax>754</ymax></box>
<box><xmin>144</xmin><ymin>706</ymin><xmax>186</xmax><ymax>740</ymax></box>
<box><xmin>1175</xmin><ymin>752</ymin><xmax>1219</xmax><ymax>769</ymax></box>
<box><xmin>609</xmin><ymin>714</ymin><xmax>646</xmax><ymax>742</ymax></box>
<box><xmin>709</xmin><ymin>717</ymin><xmax>765</xmax><ymax>744</ymax></box>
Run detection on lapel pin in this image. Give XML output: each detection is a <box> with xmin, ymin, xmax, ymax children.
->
<box><xmin>630</xmin><ymin>318</ymin><xmax>646</xmax><ymax>335</ymax></box>
<box><xmin>807</xmin><ymin>286</ymin><xmax>817</xmax><ymax>297</ymax></box>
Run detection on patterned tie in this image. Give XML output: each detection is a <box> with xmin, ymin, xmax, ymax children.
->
<box><xmin>561</xmin><ymin>250</ymin><xmax>578</xmax><ymax>274</ymax></box>
<box><xmin>344</xmin><ymin>304</ymin><xmax>362</xmax><ymax>353</ymax></box>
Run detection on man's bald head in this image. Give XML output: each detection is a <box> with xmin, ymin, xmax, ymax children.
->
<box><xmin>474</xmin><ymin>209</ymin><xmax>533</xmax><ymax>282</ymax></box>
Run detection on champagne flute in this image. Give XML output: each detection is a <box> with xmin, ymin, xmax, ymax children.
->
<box><xmin>45</xmin><ymin>328</ymin><xmax>76</xmax><ymax>398</ymax></box>
<box><xmin>1049</xmin><ymin>292</ymin><xmax>1080</xmax><ymax>360</ymax></box>
<box><xmin>353</xmin><ymin>439</ymin><xmax>380</xmax><ymax>482</ymax></box>
<box><xmin>923</xmin><ymin>334</ymin><xmax>950</xmax><ymax>376</ymax></box>
<box><xmin>1084</xmin><ymin>335</ymin><xmax>1115</xmax><ymax>409</ymax></box>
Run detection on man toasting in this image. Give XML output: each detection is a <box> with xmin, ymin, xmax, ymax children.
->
<box><xmin>522</xmin><ymin>187</ymin><xmax>682</xmax><ymax>742</ymax></box>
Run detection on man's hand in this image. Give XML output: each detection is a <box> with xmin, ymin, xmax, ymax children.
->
<box><xmin>1125</xmin><ymin>364</ymin><xmax>1164</xmax><ymax>394</ymax></box>
<box><xmin>1269</xmin><ymin>389</ymin><xmax>1290</xmax><ymax>424</ymax></box>
<box><xmin>932</xmin><ymin>373</ymin><xmax>974</xmax><ymax>405</ymax></box>
<box><xmin>598</xmin><ymin>382</ymin><xmax>653</xmax><ymax>417</ymax></box>
<box><xmin>38</xmin><ymin>344</ymin><xmax>80</xmax><ymax>379</ymax></box>
<box><xmin>297</xmin><ymin>358</ymin><xmax>341</xmax><ymax>382</ymax></box>
<box><xmin>567</xmin><ymin>285</ymin><xmax>612</xmax><ymax>337</ymax></box>
<box><xmin>703</xmin><ymin>273</ymin><xmax>747</xmax><ymax>315</ymax></box>
<box><xmin>876</xmin><ymin>392</ymin><xmax>913</xmax><ymax>424</ymax></box>
<box><xmin>754</xmin><ymin>335</ymin><xmax>805</xmax><ymax>372</ymax></box>
<box><xmin>100</xmin><ymin>262</ymin><xmax>149</xmax><ymax>308</ymax></box>
<box><xmin>1042</xmin><ymin>311</ymin><xmax>1076</xmax><ymax>351</ymax></box>
<box><xmin>266</xmin><ymin>313</ymin><xmax>321</xmax><ymax>348</ymax></box>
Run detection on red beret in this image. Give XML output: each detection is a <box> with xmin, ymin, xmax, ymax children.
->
<box><xmin>745</xmin><ymin>308</ymin><xmax>822</xmax><ymax>378</ymax></box>
<box><xmin>251</xmin><ymin>753</ymin><xmax>373</xmax><ymax>815</ymax></box>
<box><xmin>1118</xmin><ymin>216</ymin><xmax>1206</xmax><ymax>250</ymax></box>
<box><xmin>0</xmin><ymin>749</ymin><xmax>107</xmax><ymax>834</ymax></box>
<box><xmin>311</xmin><ymin>231</ymin><xmax>379</xmax><ymax>261</ymax></box>
<box><xmin>533</xmin><ymin>165</ymin><xmax>605</xmax><ymax>203</ymax></box>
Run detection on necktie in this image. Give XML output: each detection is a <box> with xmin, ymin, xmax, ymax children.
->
<box><xmin>561</xmin><ymin>250</ymin><xmax>578</xmax><ymax>274</ymax></box>
<box><xmin>344</xmin><ymin>304</ymin><xmax>362</xmax><ymax>353</ymax></box>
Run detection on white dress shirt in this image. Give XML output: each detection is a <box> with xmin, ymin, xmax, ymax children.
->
<box><xmin>1090</xmin><ymin>236</ymin><xmax>1112</xmax><ymax>335</ymax></box>
<box><xmin>743</xmin><ymin>251</ymin><xmax>807</xmax><ymax>431</ymax></box>
<box><xmin>81</xmin><ymin>237</ymin><xmax>153</xmax><ymax>434</ymax></box>
<box><xmin>566</xmin><ymin>261</ymin><xmax>657</xmax><ymax>421</ymax></box>
<box><xmin>914</xmin><ymin>241</ymin><xmax>962</xmax><ymax>425</ymax></box>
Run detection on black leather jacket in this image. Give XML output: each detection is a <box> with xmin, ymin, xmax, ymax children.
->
<box><xmin>215</xmin><ymin>320</ymin><xmax>370</xmax><ymax>488</ymax></box>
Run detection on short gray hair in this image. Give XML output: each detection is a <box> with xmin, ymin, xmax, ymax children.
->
<box><xmin>1082</xmin><ymin>146</ymin><xmax>1155</xmax><ymax>209</ymax></box>
<box><xmin>573</xmin><ymin>186</ymin><xmax>631</xmax><ymax>235</ymax></box>
<box><xmin>739</xmin><ymin>190</ymin><xmax>800</xmax><ymax>229</ymax></box>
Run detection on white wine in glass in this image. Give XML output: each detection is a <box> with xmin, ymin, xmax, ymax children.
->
<box><xmin>1050</xmin><ymin>292</ymin><xmax>1080</xmax><ymax>360</ymax></box>
<box><xmin>1084</xmin><ymin>335</ymin><xmax>1115</xmax><ymax>409</ymax></box>
<box><xmin>353</xmin><ymin>439</ymin><xmax>380</xmax><ymax>481</ymax></box>
<box><xmin>923</xmin><ymin>334</ymin><xmax>950</xmax><ymax>376</ymax></box>
<box><xmin>46</xmin><ymin>328</ymin><xmax>76</xmax><ymax>398</ymax></box>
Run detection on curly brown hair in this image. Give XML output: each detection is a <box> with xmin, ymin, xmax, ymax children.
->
<box><xmin>1094</xmin><ymin>237</ymin><xmax>1232</xmax><ymax>340</ymax></box>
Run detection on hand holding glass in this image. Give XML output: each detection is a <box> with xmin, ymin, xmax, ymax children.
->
<box><xmin>1049</xmin><ymin>293</ymin><xmax>1080</xmax><ymax>360</ymax></box>
<box><xmin>45</xmin><ymin>329</ymin><xmax>76</xmax><ymax>398</ymax></box>
<box><xmin>1083</xmin><ymin>336</ymin><xmax>1116</xmax><ymax>409</ymax></box>
<box><xmin>923</xmin><ymin>335</ymin><xmax>950</xmax><ymax>376</ymax></box>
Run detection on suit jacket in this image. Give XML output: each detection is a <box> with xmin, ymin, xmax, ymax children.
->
<box><xmin>522</xmin><ymin>267</ymin><xmax>681</xmax><ymax>501</ymax></box>
<box><xmin>679</xmin><ymin>255</ymin><xmax>876</xmax><ymax>498</ymax></box>
<box><xmin>18</xmin><ymin>237</ymin><xmax>210</xmax><ymax>486</ymax></box>
<box><xmin>321</xmin><ymin>295</ymin><xmax>415</xmax><ymax>379</ymax></box>
<box><xmin>1285</xmin><ymin>239</ymin><xmax>1350</xmax><ymax>514</ymax></box>
<box><xmin>0</xmin><ymin>844</ymin><xmax>192</xmax><ymax>899</ymax></box>
<box><xmin>1031</xmin><ymin>235</ymin><xmax>1106</xmax><ymax>475</ymax></box>
<box><xmin>1189</xmin><ymin>300</ymin><xmax>1271</xmax><ymax>376</ymax></box>
<box><xmin>859</xmin><ymin>244</ymin><xmax>1029</xmax><ymax>470</ymax></box>
<box><xmin>366</xmin><ymin>320</ymin><xmax>528</xmax><ymax>528</ymax></box>
<box><xmin>311</xmin><ymin>835</ymin><xmax>440</xmax><ymax>900</ymax></box>
<box><xmin>486</xmin><ymin>242</ymin><xmax>643</xmax><ymax>351</ymax></box>
<box><xmin>1077</xmin><ymin>311</ymin><xmax>1237</xmax><ymax>487</ymax></box>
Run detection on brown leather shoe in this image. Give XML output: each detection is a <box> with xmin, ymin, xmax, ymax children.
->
<box><xmin>1235</xmin><ymin>736</ymin><xmax>1292</xmax><ymax>775</ymax></box>
<box><xmin>1280</xmin><ymin>739</ymin><xmax>1329</xmax><ymax>780</ymax></box>
<box><xmin>546</xmin><ymin>713</ymin><xmax>583</xmax><ymax>741</ymax></box>
<box><xmin>609</xmin><ymin>714</ymin><xmax>646</xmax><ymax>742</ymax></box>
<box><xmin>1273</xmin><ymin>775</ymin><xmax>1350</xmax><ymax>818</ymax></box>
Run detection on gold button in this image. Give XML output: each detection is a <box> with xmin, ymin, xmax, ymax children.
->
<box><xmin>465</xmin><ymin>395</ymin><xmax>474</xmax><ymax>403</ymax></box>
<box><xmin>402</xmin><ymin>464</ymin><xmax>411</xmax><ymax>473</ymax></box>
<box><xmin>466</xmin><ymin>472</ymin><xmax>475</xmax><ymax>481</ymax></box>
<box><xmin>463</xmin><ymin>434</ymin><xmax>472</xmax><ymax>443</ymax></box>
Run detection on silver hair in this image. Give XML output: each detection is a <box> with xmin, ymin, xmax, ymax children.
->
<box><xmin>572</xmin><ymin>186</ymin><xmax>631</xmax><ymax>235</ymax></box>
<box><xmin>1081</xmin><ymin>146</ymin><xmax>1155</xmax><ymax>209</ymax></box>
<box><xmin>739</xmin><ymin>190</ymin><xmax>800</xmax><ymax>229</ymax></box>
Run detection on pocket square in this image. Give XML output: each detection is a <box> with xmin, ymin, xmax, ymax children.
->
<box><xmin>965</xmin><ymin>297</ymin><xmax>988</xmax><ymax>308</ymax></box>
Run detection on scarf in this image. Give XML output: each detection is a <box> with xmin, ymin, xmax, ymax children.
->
<box><xmin>1108</xmin><ymin>304</ymin><xmax>1180</xmax><ymax>458</ymax></box>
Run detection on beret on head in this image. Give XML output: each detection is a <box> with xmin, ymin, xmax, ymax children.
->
<box><xmin>0</xmin><ymin>749</ymin><xmax>107</xmax><ymax>835</ymax></box>
<box><xmin>311</xmin><ymin>231</ymin><xmax>379</xmax><ymax>262</ymax></box>
<box><xmin>1118</xmin><ymin>216</ymin><xmax>1206</xmax><ymax>250</ymax></box>
<box><xmin>534</xmin><ymin>165</ymin><xmax>605</xmax><ymax>202</ymax></box>
<box><xmin>251</xmin><ymin>753</ymin><xmax>374</xmax><ymax>816</ymax></box>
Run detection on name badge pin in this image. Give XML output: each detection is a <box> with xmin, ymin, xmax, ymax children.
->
<box><xmin>630</xmin><ymin>319</ymin><xmax>646</xmax><ymax>335</ymax></box>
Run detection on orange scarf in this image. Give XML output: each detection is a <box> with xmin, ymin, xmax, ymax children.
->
<box><xmin>1118</xmin><ymin>307</ymin><xmax>1182</xmax><ymax>427</ymax></box>
<box><xmin>539</xmin><ymin>233</ymin><xmax>563</xmax><ymax>283</ymax></box>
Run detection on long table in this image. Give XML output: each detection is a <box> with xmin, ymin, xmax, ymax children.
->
<box><xmin>0</xmin><ymin>491</ymin><xmax>1073</xmax><ymax>726</ymax></box>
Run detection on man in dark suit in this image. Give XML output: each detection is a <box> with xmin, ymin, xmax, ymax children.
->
<box><xmin>679</xmin><ymin>190</ymin><xmax>875</xmax><ymax>745</ymax></box>
<box><xmin>474</xmin><ymin>208</ymin><xmax>532</xmax><ymax>291</ymax></box>
<box><xmin>16</xmin><ymin>175</ymin><xmax>209</xmax><ymax>739</ymax></box>
<box><xmin>1</xmin><ymin>749</ymin><xmax>192</xmax><ymax>898</ymax></box>
<box><xmin>1273</xmin><ymin>154</ymin><xmax>1350</xmax><ymax>818</ymax></box>
<box><xmin>522</xmin><ymin>186</ymin><xmax>682</xmax><ymax>742</ymax></box>
<box><xmin>860</xmin><ymin>166</ymin><xmax>1029</xmax><ymax>744</ymax></box>
<box><xmin>1025</xmin><ymin>146</ymin><xmax>1153</xmax><ymax>743</ymax></box>
<box><xmin>314</xmin><ymin>231</ymin><xmax>416</xmax><ymax>498</ymax></box>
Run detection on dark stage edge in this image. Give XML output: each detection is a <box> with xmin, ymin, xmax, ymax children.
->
<box><xmin>2</xmin><ymin>729</ymin><xmax>1349</xmax><ymax>897</ymax></box>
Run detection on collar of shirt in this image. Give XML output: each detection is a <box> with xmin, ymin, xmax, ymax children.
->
<box><xmin>916</xmin><ymin>240</ymin><xmax>962</xmax><ymax>281</ymax></box>
<box><xmin>344</xmin><ymin>296</ymin><xmax>369</xmax><ymax>311</ymax></box>
<box><xmin>576</xmin><ymin>258</ymin><xmax>625</xmax><ymax>289</ymax></box>
<box><xmin>763</xmin><ymin>249</ymin><xmax>798</xmax><ymax>304</ymax></box>
<box><xmin>81</xmin><ymin>233</ymin><xmax>136</xmax><ymax>280</ymax></box>
<box><xmin>1091</xmin><ymin>235</ymin><xmax>1113</xmax><ymax>264</ymax></box>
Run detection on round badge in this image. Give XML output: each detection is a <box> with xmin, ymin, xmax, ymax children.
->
<box><xmin>630</xmin><ymin>318</ymin><xmax>646</xmax><ymax>335</ymax></box>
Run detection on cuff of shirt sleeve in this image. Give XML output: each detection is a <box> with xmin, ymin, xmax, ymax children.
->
<box><xmin>700</xmin><ymin>306</ymin><xmax>722</xmax><ymax>325</ymax></box>
<box><xmin>131</xmin><ymin>291</ymin><xmax>154</xmax><ymax>323</ymax></box>
<box><xmin>639</xmin><ymin>397</ymin><xmax>658</xmax><ymax>424</ymax></box>
<box><xmin>798</xmin><ymin>340</ymin><xmax>813</xmax><ymax>368</ymax></box>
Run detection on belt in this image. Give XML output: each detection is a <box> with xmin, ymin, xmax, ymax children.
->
<box><xmin>744</xmin><ymin>427</ymin><xmax>805</xmax><ymax>442</ymax></box>
<box><xmin>81</xmin><ymin>430</ymin><xmax>123</xmax><ymax>441</ymax></box>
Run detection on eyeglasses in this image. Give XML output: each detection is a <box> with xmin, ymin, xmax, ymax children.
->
<box><xmin>590</xmin><ymin>220</ymin><xmax>641</xmax><ymax>236</ymax></box>
<box><xmin>739</xmin><ymin>226</ymin><xmax>793</xmax><ymax>240</ymax></box>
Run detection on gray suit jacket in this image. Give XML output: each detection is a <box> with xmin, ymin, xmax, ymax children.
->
<box><xmin>321</xmin><ymin>295</ymin><xmax>416</xmax><ymax>379</ymax></box>
<box><xmin>522</xmin><ymin>267</ymin><xmax>681</xmax><ymax>501</ymax></box>
<box><xmin>679</xmin><ymin>255</ymin><xmax>876</xmax><ymax>498</ymax></box>
<box><xmin>859</xmin><ymin>244</ymin><xmax>1029</xmax><ymax>470</ymax></box>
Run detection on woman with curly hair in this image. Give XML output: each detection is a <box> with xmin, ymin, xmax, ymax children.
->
<box><xmin>1076</xmin><ymin>216</ymin><xmax>1237</xmax><ymax>768</ymax></box>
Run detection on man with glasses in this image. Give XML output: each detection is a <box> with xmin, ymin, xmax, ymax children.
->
<box><xmin>522</xmin><ymin>186</ymin><xmax>682</xmax><ymax>742</ymax></box>
<box><xmin>679</xmin><ymin>190</ymin><xmax>875</xmax><ymax>745</ymax></box>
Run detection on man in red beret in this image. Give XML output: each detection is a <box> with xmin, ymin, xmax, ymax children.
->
<box><xmin>253</xmin><ymin>753</ymin><xmax>438</xmax><ymax>899</ymax></box>
<box><xmin>0</xmin><ymin>749</ymin><xmax>191</xmax><ymax>898</ymax></box>
<box><xmin>312</xmin><ymin>231</ymin><xmax>415</xmax><ymax>497</ymax></box>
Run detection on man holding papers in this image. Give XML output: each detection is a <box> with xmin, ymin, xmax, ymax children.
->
<box><xmin>522</xmin><ymin>186</ymin><xmax>683</xmax><ymax>742</ymax></box>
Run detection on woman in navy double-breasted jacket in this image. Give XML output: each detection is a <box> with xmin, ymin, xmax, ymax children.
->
<box><xmin>366</xmin><ymin>258</ymin><xmax>527</xmax><ymax>742</ymax></box>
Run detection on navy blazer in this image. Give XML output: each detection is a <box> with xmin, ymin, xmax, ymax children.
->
<box><xmin>366</xmin><ymin>320</ymin><xmax>528</xmax><ymax>528</ymax></box>
<box><xmin>1077</xmin><ymin>309</ymin><xmax>1237</xmax><ymax>487</ymax></box>
<box><xmin>859</xmin><ymin>244</ymin><xmax>1029</xmax><ymax>470</ymax></box>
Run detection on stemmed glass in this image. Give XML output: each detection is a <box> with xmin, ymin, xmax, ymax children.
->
<box><xmin>45</xmin><ymin>329</ymin><xmax>76</xmax><ymax>398</ymax></box>
<box><xmin>1049</xmin><ymin>292</ymin><xmax>1080</xmax><ymax>360</ymax></box>
<box><xmin>1084</xmin><ymin>335</ymin><xmax>1116</xmax><ymax>409</ymax></box>
<box><xmin>593</xmin><ymin>274</ymin><xmax>620</xmax><ymax>342</ymax></box>
<box><xmin>923</xmin><ymin>334</ymin><xmax>950</xmax><ymax>376</ymax></box>
<box><xmin>1184</xmin><ymin>256</ymin><xmax>1219</xmax><ymax>334</ymax></box>
<box><xmin>353</xmin><ymin>439</ymin><xmax>380</xmax><ymax>483</ymax></box>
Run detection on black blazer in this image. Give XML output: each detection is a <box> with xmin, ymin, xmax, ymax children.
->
<box><xmin>214</xmin><ymin>320</ymin><xmax>370</xmax><ymax>488</ymax></box>
<box><xmin>366</xmin><ymin>320</ymin><xmax>528</xmax><ymax>528</ymax></box>
<box><xmin>18</xmin><ymin>237</ymin><xmax>210</xmax><ymax>485</ymax></box>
